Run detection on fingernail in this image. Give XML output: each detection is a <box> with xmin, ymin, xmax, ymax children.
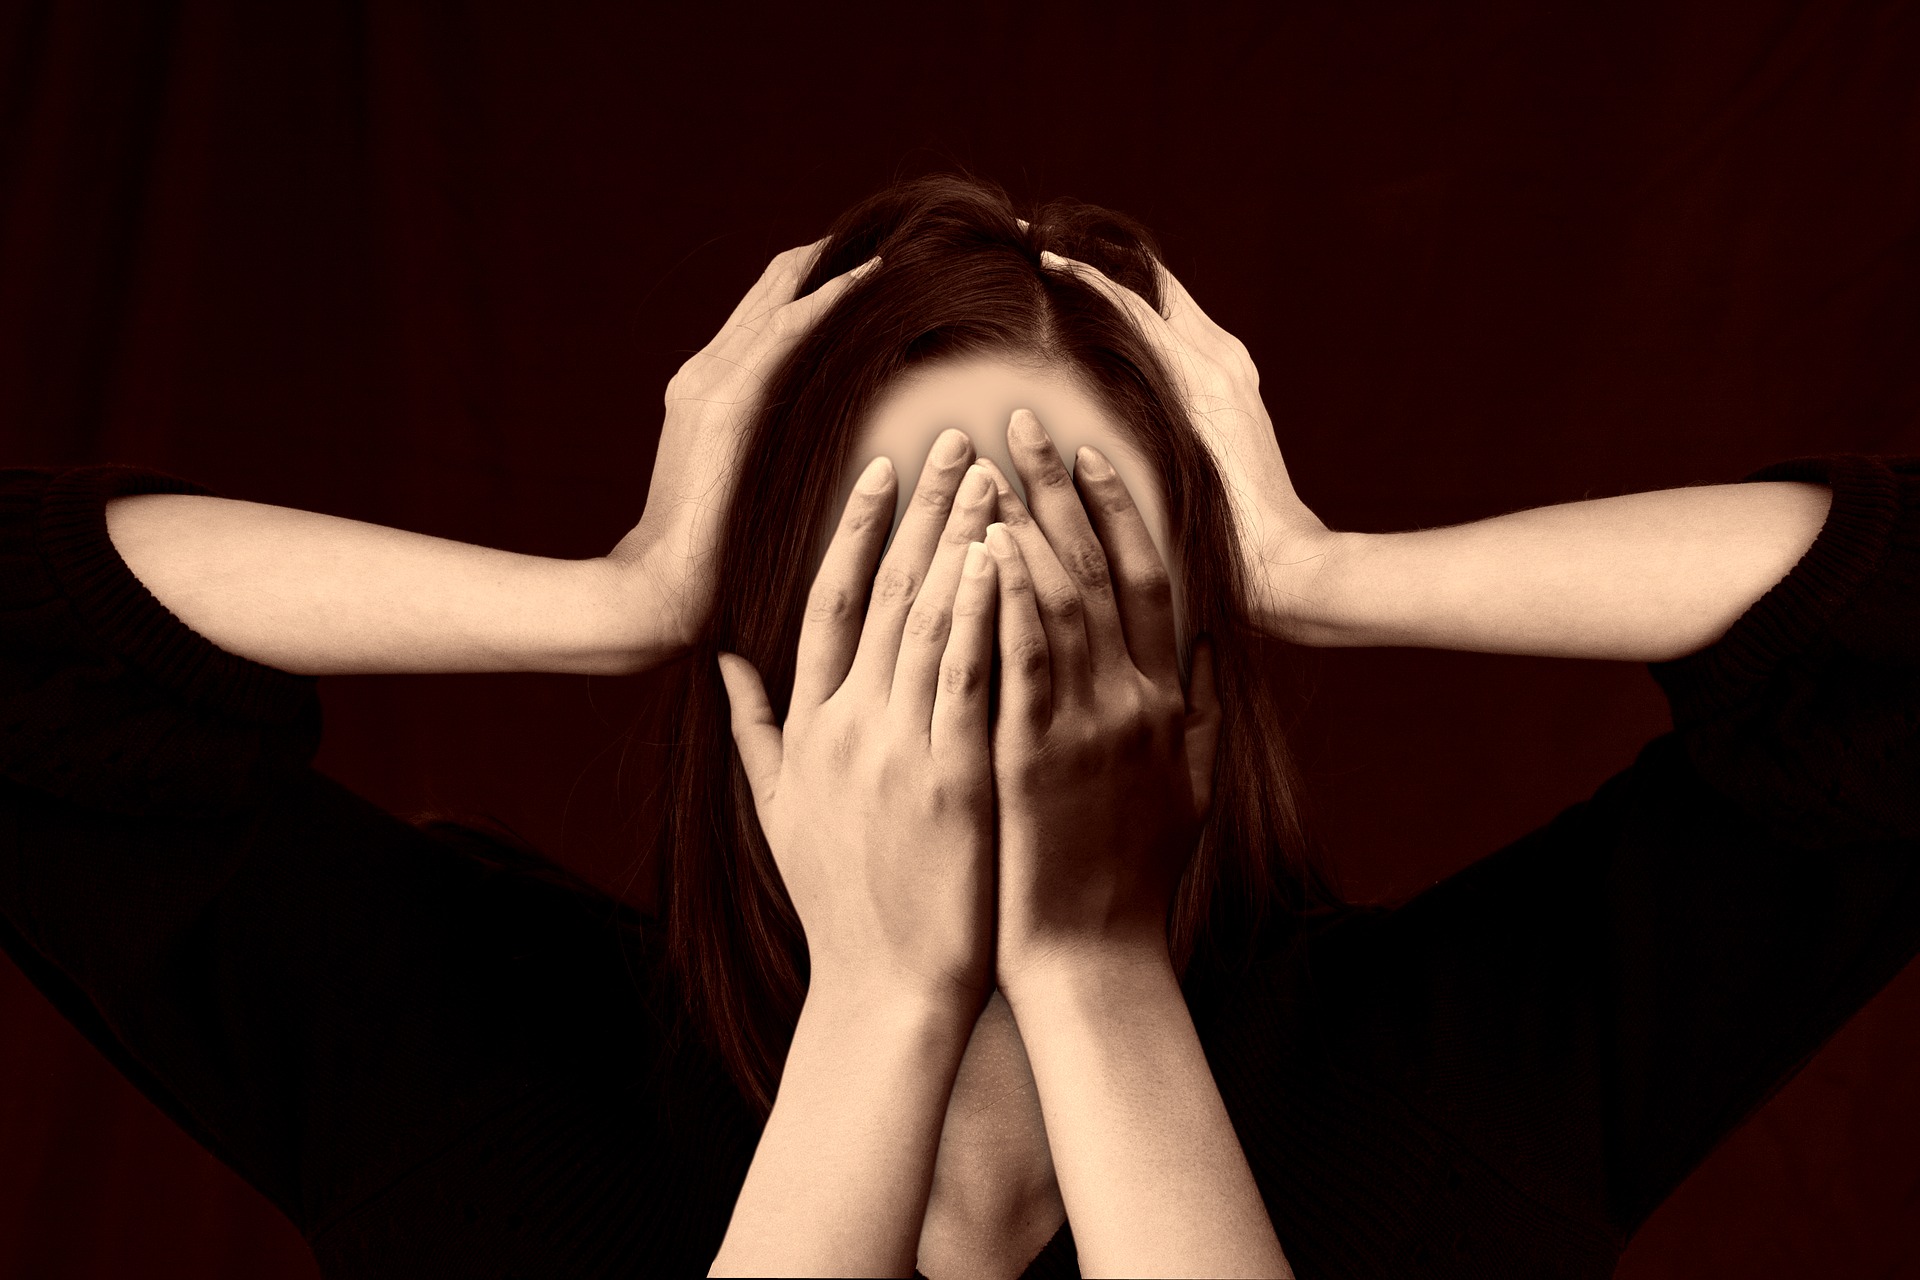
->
<box><xmin>855</xmin><ymin>455</ymin><xmax>893</xmax><ymax>493</ymax></box>
<box><xmin>1076</xmin><ymin>446</ymin><xmax>1114</xmax><ymax>480</ymax></box>
<box><xmin>851</xmin><ymin>255</ymin><xmax>881</xmax><ymax>278</ymax></box>
<box><xmin>1040</xmin><ymin>250</ymin><xmax>1067</xmax><ymax>269</ymax></box>
<box><xmin>973</xmin><ymin>456</ymin><xmax>1012</xmax><ymax>495</ymax></box>
<box><xmin>1008</xmin><ymin>409</ymin><xmax>1045</xmax><ymax>447</ymax></box>
<box><xmin>985</xmin><ymin>523</ymin><xmax>1013</xmax><ymax>555</ymax></box>
<box><xmin>962</xmin><ymin>463</ymin><xmax>991</xmax><ymax>501</ymax></box>
<box><xmin>964</xmin><ymin>541</ymin><xmax>989</xmax><ymax>576</ymax></box>
<box><xmin>934</xmin><ymin>429</ymin><xmax>971</xmax><ymax>465</ymax></box>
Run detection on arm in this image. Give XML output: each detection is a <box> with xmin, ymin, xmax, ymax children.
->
<box><xmin>1045</xmin><ymin>252</ymin><xmax>1833</xmax><ymax>664</ymax></box>
<box><xmin>708</xmin><ymin>435</ymin><xmax>999</xmax><ymax>1275</ymax></box>
<box><xmin>1267</xmin><ymin>480</ymin><xmax>1832</xmax><ymax>661</ymax></box>
<box><xmin>711</xmin><ymin>986</ymin><xmax>973</xmax><ymax>1277</ymax></box>
<box><xmin>102</xmin><ymin>244</ymin><xmax>876</xmax><ymax>678</ymax></box>
<box><xmin>107</xmin><ymin>493</ymin><xmax>673</xmax><ymax>675</ymax></box>
<box><xmin>1007</xmin><ymin>954</ymin><xmax>1291</xmax><ymax>1279</ymax></box>
<box><xmin>980</xmin><ymin>412</ymin><xmax>1291</xmax><ymax>1278</ymax></box>
<box><xmin>107</xmin><ymin>493</ymin><xmax>686</xmax><ymax>675</ymax></box>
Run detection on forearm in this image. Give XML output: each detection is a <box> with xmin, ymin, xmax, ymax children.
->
<box><xmin>711</xmin><ymin>985</ymin><xmax>973</xmax><ymax>1277</ymax></box>
<box><xmin>1005</xmin><ymin>955</ymin><xmax>1292</xmax><ymax>1280</ymax></box>
<box><xmin>106</xmin><ymin>494</ymin><xmax>685</xmax><ymax>675</ymax></box>
<box><xmin>1271</xmin><ymin>481</ymin><xmax>1831</xmax><ymax>661</ymax></box>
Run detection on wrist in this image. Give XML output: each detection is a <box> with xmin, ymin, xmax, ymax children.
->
<box><xmin>999</xmin><ymin>942</ymin><xmax>1179</xmax><ymax>1026</ymax></box>
<box><xmin>800</xmin><ymin>971</ymin><xmax>981</xmax><ymax>1055</ymax></box>
<box><xmin>1251</xmin><ymin>526</ymin><xmax>1378</xmax><ymax>647</ymax></box>
<box><xmin>577</xmin><ymin>542</ymin><xmax>699</xmax><ymax>674</ymax></box>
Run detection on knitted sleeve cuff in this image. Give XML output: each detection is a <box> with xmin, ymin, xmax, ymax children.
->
<box><xmin>1649</xmin><ymin>453</ymin><xmax>1906</xmax><ymax>726</ymax></box>
<box><xmin>35</xmin><ymin>465</ymin><xmax>316</xmax><ymax>723</ymax></box>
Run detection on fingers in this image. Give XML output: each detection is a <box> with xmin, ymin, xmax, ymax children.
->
<box><xmin>791</xmin><ymin>455</ymin><xmax>897</xmax><ymax>713</ymax></box>
<box><xmin>1041</xmin><ymin>250</ymin><xmax>1175</xmax><ymax>345</ymax></box>
<box><xmin>889</xmin><ymin>461</ymin><xmax>999</xmax><ymax>730</ymax></box>
<box><xmin>726</xmin><ymin>242</ymin><xmax>877</xmax><ymax>356</ymax></box>
<box><xmin>929</xmin><ymin>541</ymin><xmax>998</xmax><ymax>752</ymax></box>
<box><xmin>844</xmin><ymin>428</ymin><xmax>978</xmax><ymax>696</ymax></box>
<box><xmin>1072</xmin><ymin>444</ymin><xmax>1180</xmax><ymax>688</ymax></box>
<box><xmin>1151</xmin><ymin>261</ymin><xmax>1235</xmax><ymax>351</ymax></box>
<box><xmin>717</xmin><ymin>652</ymin><xmax>783</xmax><ymax>808</ymax></box>
<box><xmin>1003</xmin><ymin>409</ymin><xmax>1133</xmax><ymax>680</ymax></box>
<box><xmin>973</xmin><ymin>454</ymin><xmax>1091</xmax><ymax>708</ymax></box>
<box><xmin>1043</xmin><ymin>250</ymin><xmax>1246</xmax><ymax>386</ymax></box>
<box><xmin>723</xmin><ymin>238</ymin><xmax>827</xmax><ymax>330</ymax></box>
<box><xmin>983</xmin><ymin>521</ymin><xmax>1051</xmax><ymax>732</ymax></box>
<box><xmin>760</xmin><ymin>255</ymin><xmax>880</xmax><ymax>343</ymax></box>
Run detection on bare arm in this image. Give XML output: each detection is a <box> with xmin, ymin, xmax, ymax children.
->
<box><xmin>710</xmin><ymin>986</ymin><xmax>973</xmax><ymax>1277</ymax></box>
<box><xmin>709</xmin><ymin>437</ymin><xmax>1001</xmax><ymax>1274</ymax></box>
<box><xmin>1007</xmin><ymin>956</ymin><xmax>1291</xmax><ymax>1279</ymax></box>
<box><xmin>981</xmin><ymin>414</ymin><xmax>1292</xmax><ymax>1278</ymax></box>
<box><xmin>99</xmin><ymin>244</ymin><xmax>879</xmax><ymax>679</ymax></box>
<box><xmin>1046</xmin><ymin>253</ymin><xmax>1834</xmax><ymax>665</ymax></box>
<box><xmin>1267</xmin><ymin>481</ymin><xmax>1833</xmax><ymax>660</ymax></box>
<box><xmin>106</xmin><ymin>494</ymin><xmax>677</xmax><ymax>675</ymax></box>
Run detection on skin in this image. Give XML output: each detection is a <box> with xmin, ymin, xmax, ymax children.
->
<box><xmin>847</xmin><ymin>364</ymin><xmax>1225</xmax><ymax>1273</ymax></box>
<box><xmin>824</xmin><ymin>369</ymin><xmax>1273</xmax><ymax>1276</ymax></box>
<box><xmin>851</xmin><ymin>356</ymin><xmax>1187</xmax><ymax>653</ymax></box>
<box><xmin>98</xmin><ymin>241</ymin><xmax>1836</xmax><ymax>1279</ymax></box>
<box><xmin>709</xmin><ymin>439</ymin><xmax>1000</xmax><ymax>1276</ymax></box>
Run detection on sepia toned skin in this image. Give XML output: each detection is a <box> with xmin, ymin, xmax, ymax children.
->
<box><xmin>101</xmin><ymin>241</ymin><xmax>1834</xmax><ymax>1279</ymax></box>
<box><xmin>712</xmin><ymin>383</ymin><xmax>1273</xmax><ymax>1276</ymax></box>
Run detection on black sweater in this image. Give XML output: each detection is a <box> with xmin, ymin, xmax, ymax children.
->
<box><xmin>2</xmin><ymin>457</ymin><xmax>1916</xmax><ymax>1279</ymax></box>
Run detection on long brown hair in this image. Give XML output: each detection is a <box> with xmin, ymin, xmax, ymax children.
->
<box><xmin>654</xmin><ymin>174</ymin><xmax>1344</xmax><ymax>1114</ymax></box>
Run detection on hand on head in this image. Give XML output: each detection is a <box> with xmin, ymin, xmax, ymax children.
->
<box><xmin>717</xmin><ymin>409</ymin><xmax>1220</xmax><ymax>1011</ymax></box>
<box><xmin>611</xmin><ymin>241</ymin><xmax>880</xmax><ymax>649</ymax></box>
<box><xmin>1040</xmin><ymin>252</ymin><xmax>1334</xmax><ymax>637</ymax></box>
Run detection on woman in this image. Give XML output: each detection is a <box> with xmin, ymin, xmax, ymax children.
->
<box><xmin>1</xmin><ymin>175</ymin><xmax>1912</xmax><ymax>1278</ymax></box>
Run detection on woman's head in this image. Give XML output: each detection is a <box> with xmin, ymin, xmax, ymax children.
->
<box><xmin>656</xmin><ymin>174</ymin><xmax>1343</xmax><ymax>1113</ymax></box>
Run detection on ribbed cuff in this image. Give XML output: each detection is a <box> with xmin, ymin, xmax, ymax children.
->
<box><xmin>36</xmin><ymin>465</ymin><xmax>316</xmax><ymax>722</ymax></box>
<box><xmin>1650</xmin><ymin>454</ymin><xmax>1904</xmax><ymax>723</ymax></box>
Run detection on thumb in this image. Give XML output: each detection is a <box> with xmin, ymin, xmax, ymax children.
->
<box><xmin>1183</xmin><ymin>636</ymin><xmax>1221</xmax><ymax>818</ymax></box>
<box><xmin>716</xmin><ymin>652</ymin><xmax>783</xmax><ymax>806</ymax></box>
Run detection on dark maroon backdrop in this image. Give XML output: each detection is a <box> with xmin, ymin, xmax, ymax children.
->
<box><xmin>4</xmin><ymin>2</ymin><xmax>1919</xmax><ymax>1276</ymax></box>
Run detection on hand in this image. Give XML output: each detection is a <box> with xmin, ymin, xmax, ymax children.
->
<box><xmin>976</xmin><ymin>410</ymin><xmax>1222</xmax><ymax>996</ymax></box>
<box><xmin>716</xmin><ymin>430</ymin><xmax>999</xmax><ymax>1010</ymax></box>
<box><xmin>1042</xmin><ymin>251</ymin><xmax>1335</xmax><ymax>640</ymax></box>
<box><xmin>612</xmin><ymin>241</ymin><xmax>878</xmax><ymax>650</ymax></box>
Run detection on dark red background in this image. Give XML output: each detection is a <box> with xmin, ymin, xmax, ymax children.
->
<box><xmin>4</xmin><ymin>2</ymin><xmax>1918</xmax><ymax>1275</ymax></box>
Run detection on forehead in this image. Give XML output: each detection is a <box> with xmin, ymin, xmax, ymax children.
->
<box><xmin>848</xmin><ymin>355</ymin><xmax>1171</xmax><ymax>563</ymax></box>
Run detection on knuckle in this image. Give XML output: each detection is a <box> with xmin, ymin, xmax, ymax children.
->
<box><xmin>1007</xmin><ymin>634</ymin><xmax>1051</xmax><ymax>679</ymax></box>
<box><xmin>1008</xmin><ymin>753</ymin><xmax>1048</xmax><ymax>791</ymax></box>
<box><xmin>913</xmin><ymin>482</ymin><xmax>955</xmax><ymax>515</ymax></box>
<box><xmin>929</xmin><ymin>771</ymin><xmax>985</xmax><ymax>814</ymax></box>
<box><xmin>1126</xmin><ymin>558</ymin><xmax>1173</xmax><ymax>598</ymax></box>
<box><xmin>941</xmin><ymin>659</ymin><xmax>983</xmax><ymax>698</ymax></box>
<box><xmin>804</xmin><ymin>583</ymin><xmax>856</xmax><ymax>623</ymax></box>
<box><xmin>903</xmin><ymin>603</ymin><xmax>948</xmax><ymax>643</ymax></box>
<box><xmin>1062</xmin><ymin>542</ymin><xmax>1112</xmax><ymax>594</ymax></box>
<box><xmin>767</xmin><ymin>305</ymin><xmax>803</xmax><ymax>339</ymax></box>
<box><xmin>871</xmin><ymin>563</ymin><xmax>919</xmax><ymax>605</ymax></box>
<box><xmin>840</xmin><ymin>499</ymin><xmax>886</xmax><ymax>536</ymax></box>
<box><xmin>1032</xmin><ymin>462</ymin><xmax>1075</xmax><ymax>492</ymax></box>
<box><xmin>1038</xmin><ymin>582</ymin><xmax>1083</xmax><ymax>621</ymax></box>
